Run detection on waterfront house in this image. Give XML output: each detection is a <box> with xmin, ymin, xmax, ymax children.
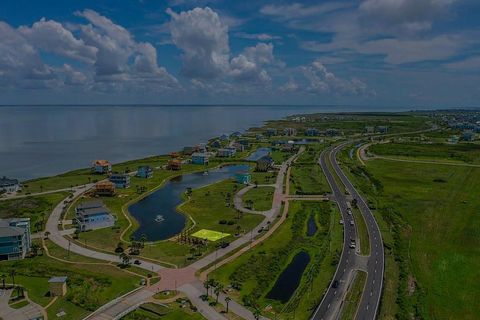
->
<box><xmin>231</xmin><ymin>131</ymin><xmax>242</xmax><ymax>139</ymax></box>
<box><xmin>92</xmin><ymin>160</ymin><xmax>112</xmax><ymax>174</ymax></box>
<box><xmin>283</xmin><ymin>127</ymin><xmax>297</xmax><ymax>136</ymax></box>
<box><xmin>95</xmin><ymin>181</ymin><xmax>116</xmax><ymax>196</ymax></box>
<box><xmin>217</xmin><ymin>148</ymin><xmax>236</xmax><ymax>157</ymax></box>
<box><xmin>136</xmin><ymin>166</ymin><xmax>153</xmax><ymax>179</ymax></box>
<box><xmin>256</xmin><ymin>134</ymin><xmax>264</xmax><ymax>140</ymax></box>
<box><xmin>75</xmin><ymin>200</ymin><xmax>115</xmax><ymax>231</ymax></box>
<box><xmin>377</xmin><ymin>126</ymin><xmax>389</xmax><ymax>134</ymax></box>
<box><xmin>256</xmin><ymin>156</ymin><xmax>275</xmax><ymax>172</ymax></box>
<box><xmin>168</xmin><ymin>159</ymin><xmax>182</xmax><ymax>170</ymax></box>
<box><xmin>365</xmin><ymin>126</ymin><xmax>375</xmax><ymax>134</ymax></box>
<box><xmin>305</xmin><ymin>128</ymin><xmax>319</xmax><ymax>136</ymax></box>
<box><xmin>0</xmin><ymin>218</ymin><xmax>31</xmax><ymax>261</ymax></box>
<box><xmin>197</xmin><ymin>143</ymin><xmax>208</xmax><ymax>153</ymax></box>
<box><xmin>211</xmin><ymin>140</ymin><xmax>222</xmax><ymax>148</ymax></box>
<box><xmin>231</xmin><ymin>142</ymin><xmax>245</xmax><ymax>152</ymax></box>
<box><xmin>109</xmin><ymin>174</ymin><xmax>131</xmax><ymax>188</ymax></box>
<box><xmin>0</xmin><ymin>177</ymin><xmax>20</xmax><ymax>193</ymax></box>
<box><xmin>219</xmin><ymin>134</ymin><xmax>229</xmax><ymax>141</ymax></box>
<box><xmin>326</xmin><ymin>128</ymin><xmax>340</xmax><ymax>136</ymax></box>
<box><xmin>235</xmin><ymin>172</ymin><xmax>252</xmax><ymax>184</ymax></box>
<box><xmin>49</xmin><ymin>276</ymin><xmax>68</xmax><ymax>297</ymax></box>
<box><xmin>462</xmin><ymin>131</ymin><xmax>475</xmax><ymax>141</ymax></box>
<box><xmin>192</xmin><ymin>152</ymin><xmax>210</xmax><ymax>165</ymax></box>
<box><xmin>265</xmin><ymin>128</ymin><xmax>277</xmax><ymax>137</ymax></box>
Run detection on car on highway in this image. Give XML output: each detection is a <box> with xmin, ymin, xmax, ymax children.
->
<box><xmin>332</xmin><ymin>280</ymin><xmax>339</xmax><ymax>288</ymax></box>
<box><xmin>339</xmin><ymin>220</ymin><xmax>344</xmax><ymax>225</ymax></box>
<box><xmin>347</xmin><ymin>209</ymin><xmax>352</xmax><ymax>215</ymax></box>
<box><xmin>350</xmin><ymin>220</ymin><xmax>354</xmax><ymax>226</ymax></box>
<box><xmin>349</xmin><ymin>243</ymin><xmax>356</xmax><ymax>249</ymax></box>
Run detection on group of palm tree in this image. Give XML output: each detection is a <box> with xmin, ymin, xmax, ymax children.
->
<box><xmin>1</xmin><ymin>269</ymin><xmax>17</xmax><ymax>289</ymax></box>
<box><xmin>202</xmin><ymin>278</ymin><xmax>231</xmax><ymax>312</ymax></box>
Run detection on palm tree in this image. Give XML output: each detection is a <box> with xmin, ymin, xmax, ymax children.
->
<box><xmin>140</xmin><ymin>234</ymin><xmax>147</xmax><ymax>248</ymax></box>
<box><xmin>214</xmin><ymin>283</ymin><xmax>224</xmax><ymax>304</ymax></box>
<box><xmin>225</xmin><ymin>296</ymin><xmax>231</xmax><ymax>313</ymax></box>
<box><xmin>203</xmin><ymin>279</ymin><xmax>210</xmax><ymax>296</ymax></box>
<box><xmin>1</xmin><ymin>274</ymin><xmax>6</xmax><ymax>289</ymax></box>
<box><xmin>30</xmin><ymin>243</ymin><xmax>40</xmax><ymax>256</ymax></box>
<box><xmin>120</xmin><ymin>252</ymin><xmax>131</xmax><ymax>266</ymax></box>
<box><xmin>253</xmin><ymin>308</ymin><xmax>261</xmax><ymax>320</ymax></box>
<box><xmin>10</xmin><ymin>269</ymin><xmax>16</xmax><ymax>288</ymax></box>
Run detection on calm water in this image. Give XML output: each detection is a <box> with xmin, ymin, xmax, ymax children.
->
<box><xmin>128</xmin><ymin>164</ymin><xmax>249</xmax><ymax>241</ymax></box>
<box><xmin>307</xmin><ymin>214</ymin><xmax>318</xmax><ymax>237</ymax></box>
<box><xmin>246</xmin><ymin>147</ymin><xmax>271</xmax><ymax>161</ymax></box>
<box><xmin>0</xmin><ymin>105</ymin><xmax>413</xmax><ymax>180</ymax></box>
<box><xmin>266</xmin><ymin>251</ymin><xmax>311</xmax><ymax>303</ymax></box>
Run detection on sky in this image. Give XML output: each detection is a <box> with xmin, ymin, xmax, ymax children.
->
<box><xmin>0</xmin><ymin>0</ymin><xmax>479</xmax><ymax>107</ymax></box>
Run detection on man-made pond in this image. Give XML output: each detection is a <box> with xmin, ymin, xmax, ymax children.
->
<box><xmin>307</xmin><ymin>214</ymin><xmax>318</xmax><ymax>237</ymax></box>
<box><xmin>266</xmin><ymin>251</ymin><xmax>311</xmax><ymax>303</ymax></box>
<box><xmin>246</xmin><ymin>147</ymin><xmax>271</xmax><ymax>161</ymax></box>
<box><xmin>128</xmin><ymin>164</ymin><xmax>249</xmax><ymax>241</ymax></box>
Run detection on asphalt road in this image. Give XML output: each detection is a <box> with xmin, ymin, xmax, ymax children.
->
<box><xmin>311</xmin><ymin>143</ymin><xmax>384</xmax><ymax>320</ymax></box>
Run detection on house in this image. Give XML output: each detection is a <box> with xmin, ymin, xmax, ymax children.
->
<box><xmin>305</xmin><ymin>128</ymin><xmax>319</xmax><ymax>136</ymax></box>
<box><xmin>377</xmin><ymin>126</ymin><xmax>389</xmax><ymax>134</ymax></box>
<box><xmin>136</xmin><ymin>166</ymin><xmax>153</xmax><ymax>179</ymax></box>
<box><xmin>92</xmin><ymin>160</ymin><xmax>112</xmax><ymax>174</ymax></box>
<box><xmin>256</xmin><ymin>156</ymin><xmax>275</xmax><ymax>172</ymax></box>
<box><xmin>183</xmin><ymin>146</ymin><xmax>197</xmax><ymax>155</ymax></box>
<box><xmin>217</xmin><ymin>148</ymin><xmax>236</xmax><ymax>158</ymax></box>
<box><xmin>283</xmin><ymin>127</ymin><xmax>297</xmax><ymax>136</ymax></box>
<box><xmin>95</xmin><ymin>181</ymin><xmax>116</xmax><ymax>196</ymax></box>
<box><xmin>0</xmin><ymin>218</ymin><xmax>31</xmax><ymax>261</ymax></box>
<box><xmin>75</xmin><ymin>200</ymin><xmax>115</xmax><ymax>231</ymax></box>
<box><xmin>255</xmin><ymin>134</ymin><xmax>264</xmax><ymax>140</ymax></box>
<box><xmin>0</xmin><ymin>177</ymin><xmax>20</xmax><ymax>193</ymax></box>
<box><xmin>219</xmin><ymin>134</ymin><xmax>229</xmax><ymax>141</ymax></box>
<box><xmin>230</xmin><ymin>131</ymin><xmax>242</xmax><ymax>139</ymax></box>
<box><xmin>192</xmin><ymin>152</ymin><xmax>210</xmax><ymax>165</ymax></box>
<box><xmin>197</xmin><ymin>143</ymin><xmax>208</xmax><ymax>153</ymax></box>
<box><xmin>49</xmin><ymin>276</ymin><xmax>68</xmax><ymax>297</ymax></box>
<box><xmin>211</xmin><ymin>140</ymin><xmax>222</xmax><ymax>148</ymax></box>
<box><xmin>265</xmin><ymin>128</ymin><xmax>277</xmax><ymax>137</ymax></box>
<box><xmin>365</xmin><ymin>126</ymin><xmax>375</xmax><ymax>134</ymax></box>
<box><xmin>238</xmin><ymin>139</ymin><xmax>250</xmax><ymax>146</ymax></box>
<box><xmin>168</xmin><ymin>159</ymin><xmax>182</xmax><ymax>170</ymax></box>
<box><xmin>462</xmin><ymin>131</ymin><xmax>475</xmax><ymax>141</ymax></box>
<box><xmin>326</xmin><ymin>128</ymin><xmax>340</xmax><ymax>136</ymax></box>
<box><xmin>235</xmin><ymin>172</ymin><xmax>252</xmax><ymax>184</ymax></box>
<box><xmin>109</xmin><ymin>174</ymin><xmax>130</xmax><ymax>188</ymax></box>
<box><xmin>447</xmin><ymin>135</ymin><xmax>459</xmax><ymax>144</ymax></box>
<box><xmin>231</xmin><ymin>142</ymin><xmax>245</xmax><ymax>152</ymax></box>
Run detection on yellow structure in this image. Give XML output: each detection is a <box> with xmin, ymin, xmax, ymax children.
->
<box><xmin>49</xmin><ymin>276</ymin><xmax>68</xmax><ymax>297</ymax></box>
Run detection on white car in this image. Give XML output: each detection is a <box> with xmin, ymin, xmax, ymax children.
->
<box><xmin>339</xmin><ymin>220</ymin><xmax>344</xmax><ymax>225</ymax></box>
<box><xmin>350</xmin><ymin>220</ymin><xmax>355</xmax><ymax>226</ymax></box>
<box><xmin>349</xmin><ymin>243</ymin><xmax>356</xmax><ymax>249</ymax></box>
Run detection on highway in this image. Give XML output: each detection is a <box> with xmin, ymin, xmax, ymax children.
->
<box><xmin>312</xmin><ymin>143</ymin><xmax>384</xmax><ymax>320</ymax></box>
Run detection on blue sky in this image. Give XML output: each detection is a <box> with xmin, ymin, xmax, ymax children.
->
<box><xmin>0</xmin><ymin>0</ymin><xmax>479</xmax><ymax>107</ymax></box>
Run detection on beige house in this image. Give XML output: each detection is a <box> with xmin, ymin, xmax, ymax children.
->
<box><xmin>49</xmin><ymin>276</ymin><xmax>68</xmax><ymax>297</ymax></box>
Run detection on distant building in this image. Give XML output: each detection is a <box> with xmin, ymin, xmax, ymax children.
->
<box><xmin>230</xmin><ymin>131</ymin><xmax>242</xmax><ymax>138</ymax></box>
<box><xmin>447</xmin><ymin>135</ymin><xmax>459</xmax><ymax>144</ymax></box>
<box><xmin>231</xmin><ymin>142</ymin><xmax>245</xmax><ymax>152</ymax></box>
<box><xmin>192</xmin><ymin>152</ymin><xmax>210</xmax><ymax>165</ymax></box>
<box><xmin>217</xmin><ymin>148</ymin><xmax>236</xmax><ymax>158</ymax></box>
<box><xmin>365</xmin><ymin>126</ymin><xmax>375</xmax><ymax>134</ymax></box>
<box><xmin>136</xmin><ymin>166</ymin><xmax>153</xmax><ymax>179</ymax></box>
<box><xmin>219</xmin><ymin>134</ymin><xmax>229</xmax><ymax>141</ymax></box>
<box><xmin>92</xmin><ymin>160</ymin><xmax>112</xmax><ymax>174</ymax></box>
<box><xmin>305</xmin><ymin>128</ymin><xmax>319</xmax><ymax>136</ymax></box>
<box><xmin>95</xmin><ymin>181</ymin><xmax>116</xmax><ymax>196</ymax></box>
<box><xmin>256</xmin><ymin>156</ymin><xmax>274</xmax><ymax>172</ymax></box>
<box><xmin>235</xmin><ymin>172</ymin><xmax>251</xmax><ymax>185</ymax></box>
<box><xmin>0</xmin><ymin>218</ymin><xmax>31</xmax><ymax>261</ymax></box>
<box><xmin>377</xmin><ymin>126</ymin><xmax>389</xmax><ymax>134</ymax></box>
<box><xmin>75</xmin><ymin>200</ymin><xmax>115</xmax><ymax>231</ymax></box>
<box><xmin>167</xmin><ymin>159</ymin><xmax>182</xmax><ymax>170</ymax></box>
<box><xmin>283</xmin><ymin>127</ymin><xmax>297</xmax><ymax>136</ymax></box>
<box><xmin>49</xmin><ymin>276</ymin><xmax>68</xmax><ymax>297</ymax></box>
<box><xmin>0</xmin><ymin>177</ymin><xmax>20</xmax><ymax>193</ymax></box>
<box><xmin>255</xmin><ymin>134</ymin><xmax>264</xmax><ymax>140</ymax></box>
<box><xmin>462</xmin><ymin>131</ymin><xmax>475</xmax><ymax>141</ymax></box>
<box><xmin>211</xmin><ymin>140</ymin><xmax>222</xmax><ymax>148</ymax></box>
<box><xmin>183</xmin><ymin>146</ymin><xmax>197</xmax><ymax>156</ymax></box>
<box><xmin>326</xmin><ymin>128</ymin><xmax>340</xmax><ymax>136</ymax></box>
<box><xmin>265</xmin><ymin>128</ymin><xmax>277</xmax><ymax>137</ymax></box>
<box><xmin>109</xmin><ymin>174</ymin><xmax>130</xmax><ymax>188</ymax></box>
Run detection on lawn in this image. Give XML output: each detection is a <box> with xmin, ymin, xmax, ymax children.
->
<box><xmin>340</xmin><ymin>271</ymin><xmax>367</xmax><ymax>320</ymax></box>
<box><xmin>192</xmin><ymin>229</ymin><xmax>230</xmax><ymax>242</ymax></box>
<box><xmin>0</xmin><ymin>192</ymin><xmax>69</xmax><ymax>232</ymax></box>
<box><xmin>242</xmin><ymin>186</ymin><xmax>275</xmax><ymax>211</ymax></box>
<box><xmin>339</xmin><ymin>141</ymin><xmax>480</xmax><ymax>320</ymax></box>
<box><xmin>250</xmin><ymin>171</ymin><xmax>278</xmax><ymax>185</ymax></box>
<box><xmin>289</xmin><ymin>165</ymin><xmax>330</xmax><ymax>195</ymax></box>
<box><xmin>351</xmin><ymin>206</ymin><xmax>370</xmax><ymax>256</ymax></box>
<box><xmin>122</xmin><ymin>301</ymin><xmax>205</xmax><ymax>320</ymax></box>
<box><xmin>210</xmin><ymin>201</ymin><xmax>342</xmax><ymax>319</ymax></box>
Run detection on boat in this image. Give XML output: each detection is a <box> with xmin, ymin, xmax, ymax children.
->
<box><xmin>155</xmin><ymin>215</ymin><xmax>165</xmax><ymax>223</ymax></box>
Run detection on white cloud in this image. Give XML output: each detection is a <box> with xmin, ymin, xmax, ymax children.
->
<box><xmin>280</xmin><ymin>78</ymin><xmax>300</xmax><ymax>92</ymax></box>
<box><xmin>445</xmin><ymin>56</ymin><xmax>480</xmax><ymax>71</ymax></box>
<box><xmin>260</xmin><ymin>2</ymin><xmax>353</xmax><ymax>21</ymax></box>
<box><xmin>235</xmin><ymin>32</ymin><xmax>281</xmax><ymax>41</ymax></box>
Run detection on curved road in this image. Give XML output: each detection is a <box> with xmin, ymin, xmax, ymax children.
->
<box><xmin>312</xmin><ymin>143</ymin><xmax>384</xmax><ymax>320</ymax></box>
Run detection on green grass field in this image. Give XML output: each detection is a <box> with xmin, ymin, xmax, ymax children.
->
<box><xmin>192</xmin><ymin>229</ymin><xmax>230</xmax><ymax>242</ymax></box>
<box><xmin>289</xmin><ymin>165</ymin><xmax>330</xmax><ymax>195</ymax></box>
<box><xmin>340</xmin><ymin>271</ymin><xmax>367</xmax><ymax>320</ymax></box>
<box><xmin>242</xmin><ymin>186</ymin><xmax>274</xmax><ymax>211</ymax></box>
<box><xmin>122</xmin><ymin>301</ymin><xmax>205</xmax><ymax>320</ymax></box>
<box><xmin>339</xmin><ymin>141</ymin><xmax>480</xmax><ymax>319</ymax></box>
<box><xmin>211</xmin><ymin>201</ymin><xmax>342</xmax><ymax>319</ymax></box>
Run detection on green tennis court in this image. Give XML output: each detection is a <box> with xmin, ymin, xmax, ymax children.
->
<box><xmin>191</xmin><ymin>229</ymin><xmax>230</xmax><ymax>241</ymax></box>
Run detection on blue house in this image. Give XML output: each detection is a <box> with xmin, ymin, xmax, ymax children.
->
<box><xmin>137</xmin><ymin>166</ymin><xmax>153</xmax><ymax>179</ymax></box>
<box><xmin>109</xmin><ymin>174</ymin><xmax>131</xmax><ymax>188</ymax></box>
<box><xmin>235</xmin><ymin>172</ymin><xmax>251</xmax><ymax>184</ymax></box>
<box><xmin>75</xmin><ymin>200</ymin><xmax>115</xmax><ymax>231</ymax></box>
<box><xmin>0</xmin><ymin>218</ymin><xmax>31</xmax><ymax>261</ymax></box>
<box><xmin>192</xmin><ymin>152</ymin><xmax>210</xmax><ymax>165</ymax></box>
<box><xmin>92</xmin><ymin>160</ymin><xmax>112</xmax><ymax>174</ymax></box>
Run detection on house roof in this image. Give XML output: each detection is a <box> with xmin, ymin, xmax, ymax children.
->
<box><xmin>0</xmin><ymin>225</ymin><xmax>24</xmax><ymax>237</ymax></box>
<box><xmin>257</xmin><ymin>155</ymin><xmax>274</xmax><ymax>163</ymax></box>
<box><xmin>49</xmin><ymin>276</ymin><xmax>68</xmax><ymax>283</ymax></box>
<box><xmin>192</xmin><ymin>152</ymin><xmax>209</xmax><ymax>157</ymax></box>
<box><xmin>93</xmin><ymin>160</ymin><xmax>110</xmax><ymax>166</ymax></box>
<box><xmin>77</xmin><ymin>206</ymin><xmax>111</xmax><ymax>217</ymax></box>
<box><xmin>95</xmin><ymin>181</ymin><xmax>115</xmax><ymax>188</ymax></box>
<box><xmin>0</xmin><ymin>177</ymin><xmax>19</xmax><ymax>187</ymax></box>
<box><xmin>77</xmin><ymin>200</ymin><xmax>104</xmax><ymax>211</ymax></box>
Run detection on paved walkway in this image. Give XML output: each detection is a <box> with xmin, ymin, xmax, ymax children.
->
<box><xmin>0</xmin><ymin>289</ymin><xmax>45</xmax><ymax>320</ymax></box>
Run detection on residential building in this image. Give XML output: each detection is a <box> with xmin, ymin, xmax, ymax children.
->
<box><xmin>326</xmin><ymin>128</ymin><xmax>340</xmax><ymax>136</ymax></box>
<box><xmin>365</xmin><ymin>126</ymin><xmax>375</xmax><ymax>134</ymax></box>
<box><xmin>183</xmin><ymin>146</ymin><xmax>197</xmax><ymax>155</ymax></box>
<box><xmin>462</xmin><ymin>131</ymin><xmax>475</xmax><ymax>141</ymax></box>
<box><xmin>75</xmin><ymin>200</ymin><xmax>115</xmax><ymax>231</ymax></box>
<box><xmin>256</xmin><ymin>156</ymin><xmax>275</xmax><ymax>172</ymax></box>
<box><xmin>255</xmin><ymin>134</ymin><xmax>264</xmax><ymax>140</ymax></box>
<box><xmin>197</xmin><ymin>143</ymin><xmax>208</xmax><ymax>153</ymax></box>
<box><xmin>219</xmin><ymin>134</ymin><xmax>229</xmax><ymax>141</ymax></box>
<box><xmin>217</xmin><ymin>148</ymin><xmax>236</xmax><ymax>158</ymax></box>
<box><xmin>265</xmin><ymin>128</ymin><xmax>277</xmax><ymax>137</ymax></box>
<box><xmin>238</xmin><ymin>139</ymin><xmax>250</xmax><ymax>146</ymax></box>
<box><xmin>377</xmin><ymin>126</ymin><xmax>389</xmax><ymax>134</ymax></box>
<box><xmin>192</xmin><ymin>152</ymin><xmax>210</xmax><ymax>165</ymax></box>
<box><xmin>0</xmin><ymin>218</ymin><xmax>31</xmax><ymax>261</ymax></box>
<box><xmin>92</xmin><ymin>160</ymin><xmax>112</xmax><ymax>174</ymax></box>
<box><xmin>136</xmin><ymin>166</ymin><xmax>153</xmax><ymax>179</ymax></box>
<box><xmin>0</xmin><ymin>177</ymin><xmax>20</xmax><ymax>193</ymax></box>
<box><xmin>49</xmin><ymin>277</ymin><xmax>68</xmax><ymax>297</ymax></box>
<box><xmin>305</xmin><ymin>128</ymin><xmax>319</xmax><ymax>136</ymax></box>
<box><xmin>109</xmin><ymin>174</ymin><xmax>130</xmax><ymax>188</ymax></box>
<box><xmin>447</xmin><ymin>135</ymin><xmax>459</xmax><ymax>144</ymax></box>
<box><xmin>230</xmin><ymin>131</ymin><xmax>242</xmax><ymax>138</ymax></box>
<box><xmin>168</xmin><ymin>159</ymin><xmax>182</xmax><ymax>170</ymax></box>
<box><xmin>283</xmin><ymin>127</ymin><xmax>297</xmax><ymax>136</ymax></box>
<box><xmin>211</xmin><ymin>140</ymin><xmax>222</xmax><ymax>148</ymax></box>
<box><xmin>95</xmin><ymin>181</ymin><xmax>116</xmax><ymax>196</ymax></box>
<box><xmin>235</xmin><ymin>172</ymin><xmax>251</xmax><ymax>184</ymax></box>
<box><xmin>231</xmin><ymin>142</ymin><xmax>245</xmax><ymax>152</ymax></box>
